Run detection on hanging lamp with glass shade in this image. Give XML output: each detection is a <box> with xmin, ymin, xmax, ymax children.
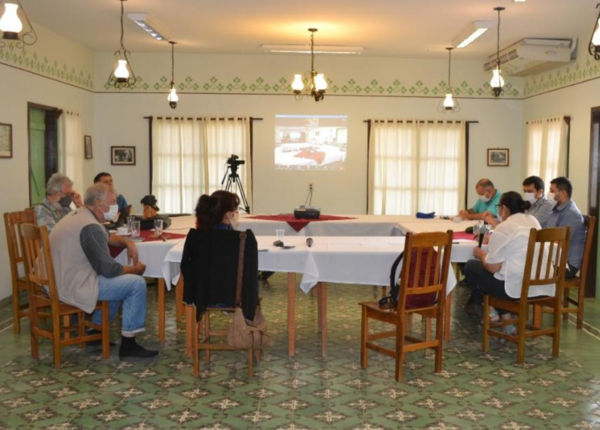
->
<box><xmin>107</xmin><ymin>0</ymin><xmax>136</xmax><ymax>88</ymax></box>
<box><xmin>438</xmin><ymin>47</ymin><xmax>460</xmax><ymax>114</ymax></box>
<box><xmin>588</xmin><ymin>3</ymin><xmax>600</xmax><ymax>60</ymax></box>
<box><xmin>0</xmin><ymin>0</ymin><xmax>37</xmax><ymax>48</ymax></box>
<box><xmin>167</xmin><ymin>41</ymin><xmax>179</xmax><ymax>109</ymax></box>
<box><xmin>490</xmin><ymin>6</ymin><xmax>505</xmax><ymax>98</ymax></box>
<box><xmin>291</xmin><ymin>28</ymin><xmax>328</xmax><ymax>102</ymax></box>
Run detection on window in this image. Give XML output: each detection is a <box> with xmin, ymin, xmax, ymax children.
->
<box><xmin>368</xmin><ymin>120</ymin><xmax>465</xmax><ymax>215</ymax></box>
<box><xmin>526</xmin><ymin>116</ymin><xmax>569</xmax><ymax>182</ymax></box>
<box><xmin>151</xmin><ymin>117</ymin><xmax>252</xmax><ymax>214</ymax></box>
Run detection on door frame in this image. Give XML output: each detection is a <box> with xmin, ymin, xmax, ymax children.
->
<box><xmin>587</xmin><ymin>107</ymin><xmax>600</xmax><ymax>298</ymax></box>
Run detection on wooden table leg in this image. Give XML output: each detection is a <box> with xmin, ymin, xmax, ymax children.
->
<box><xmin>185</xmin><ymin>305</ymin><xmax>193</xmax><ymax>357</ymax></box>
<box><xmin>175</xmin><ymin>277</ymin><xmax>184</xmax><ymax>322</ymax></box>
<box><xmin>318</xmin><ymin>282</ymin><xmax>328</xmax><ymax>357</ymax></box>
<box><xmin>444</xmin><ymin>291</ymin><xmax>452</xmax><ymax>342</ymax></box>
<box><xmin>158</xmin><ymin>278</ymin><xmax>166</xmax><ymax>342</ymax></box>
<box><xmin>287</xmin><ymin>272</ymin><xmax>296</xmax><ymax>357</ymax></box>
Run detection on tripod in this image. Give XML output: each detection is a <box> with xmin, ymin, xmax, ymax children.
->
<box><xmin>221</xmin><ymin>164</ymin><xmax>251</xmax><ymax>214</ymax></box>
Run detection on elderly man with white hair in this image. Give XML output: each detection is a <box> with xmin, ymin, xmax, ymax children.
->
<box><xmin>50</xmin><ymin>183</ymin><xmax>158</xmax><ymax>362</ymax></box>
<box><xmin>34</xmin><ymin>172</ymin><xmax>83</xmax><ymax>232</ymax></box>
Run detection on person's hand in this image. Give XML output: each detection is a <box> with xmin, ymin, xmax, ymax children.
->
<box><xmin>458</xmin><ymin>210</ymin><xmax>469</xmax><ymax>218</ymax></box>
<box><xmin>126</xmin><ymin>241</ymin><xmax>139</xmax><ymax>265</ymax></box>
<box><xmin>72</xmin><ymin>191</ymin><xmax>83</xmax><ymax>208</ymax></box>
<box><xmin>132</xmin><ymin>261</ymin><xmax>146</xmax><ymax>275</ymax></box>
<box><xmin>473</xmin><ymin>246</ymin><xmax>486</xmax><ymax>260</ymax></box>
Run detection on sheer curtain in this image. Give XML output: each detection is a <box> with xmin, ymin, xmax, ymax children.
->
<box><xmin>526</xmin><ymin>116</ymin><xmax>568</xmax><ymax>181</ymax></box>
<box><xmin>368</xmin><ymin>120</ymin><xmax>465</xmax><ymax>215</ymax></box>
<box><xmin>152</xmin><ymin>117</ymin><xmax>251</xmax><ymax>214</ymax></box>
<box><xmin>58</xmin><ymin>110</ymin><xmax>84</xmax><ymax>190</ymax></box>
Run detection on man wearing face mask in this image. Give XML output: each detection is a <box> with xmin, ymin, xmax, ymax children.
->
<box><xmin>544</xmin><ymin>177</ymin><xmax>587</xmax><ymax>279</ymax></box>
<box><xmin>522</xmin><ymin>176</ymin><xmax>554</xmax><ymax>226</ymax></box>
<box><xmin>34</xmin><ymin>173</ymin><xmax>83</xmax><ymax>232</ymax></box>
<box><xmin>50</xmin><ymin>183</ymin><xmax>158</xmax><ymax>361</ymax></box>
<box><xmin>459</xmin><ymin>178</ymin><xmax>501</xmax><ymax>221</ymax></box>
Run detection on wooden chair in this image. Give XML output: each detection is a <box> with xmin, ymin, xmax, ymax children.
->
<box><xmin>19</xmin><ymin>223</ymin><xmax>110</xmax><ymax>369</ymax></box>
<box><xmin>359</xmin><ymin>230</ymin><xmax>453</xmax><ymax>382</ymax></box>
<box><xmin>483</xmin><ymin>227</ymin><xmax>570</xmax><ymax>365</ymax></box>
<box><xmin>4</xmin><ymin>209</ymin><xmax>36</xmax><ymax>334</ymax></box>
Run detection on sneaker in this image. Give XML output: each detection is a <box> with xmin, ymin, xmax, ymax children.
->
<box><xmin>489</xmin><ymin>307</ymin><xmax>500</xmax><ymax>323</ymax></box>
<box><xmin>86</xmin><ymin>329</ymin><xmax>116</xmax><ymax>349</ymax></box>
<box><xmin>119</xmin><ymin>337</ymin><xmax>159</xmax><ymax>362</ymax></box>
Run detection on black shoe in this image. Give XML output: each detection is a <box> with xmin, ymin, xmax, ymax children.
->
<box><xmin>119</xmin><ymin>336</ymin><xmax>159</xmax><ymax>362</ymax></box>
<box><xmin>86</xmin><ymin>329</ymin><xmax>115</xmax><ymax>349</ymax></box>
<box><xmin>464</xmin><ymin>302</ymin><xmax>483</xmax><ymax>318</ymax></box>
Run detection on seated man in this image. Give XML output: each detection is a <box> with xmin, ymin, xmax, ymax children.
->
<box><xmin>459</xmin><ymin>178</ymin><xmax>501</xmax><ymax>221</ymax></box>
<box><xmin>34</xmin><ymin>173</ymin><xmax>83</xmax><ymax>232</ymax></box>
<box><xmin>50</xmin><ymin>183</ymin><xmax>158</xmax><ymax>361</ymax></box>
<box><xmin>94</xmin><ymin>172</ymin><xmax>128</xmax><ymax>212</ymax></box>
<box><xmin>544</xmin><ymin>177</ymin><xmax>587</xmax><ymax>279</ymax></box>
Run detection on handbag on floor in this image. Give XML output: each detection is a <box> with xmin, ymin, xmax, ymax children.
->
<box><xmin>227</xmin><ymin>232</ymin><xmax>268</xmax><ymax>349</ymax></box>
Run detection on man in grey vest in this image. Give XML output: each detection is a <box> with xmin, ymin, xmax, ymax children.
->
<box><xmin>50</xmin><ymin>183</ymin><xmax>158</xmax><ymax>361</ymax></box>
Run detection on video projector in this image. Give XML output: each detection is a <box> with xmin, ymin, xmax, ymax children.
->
<box><xmin>294</xmin><ymin>206</ymin><xmax>321</xmax><ymax>220</ymax></box>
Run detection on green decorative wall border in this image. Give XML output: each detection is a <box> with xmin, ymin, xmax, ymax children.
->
<box><xmin>0</xmin><ymin>44</ymin><xmax>93</xmax><ymax>90</ymax></box>
<box><xmin>103</xmin><ymin>74</ymin><xmax>521</xmax><ymax>98</ymax></box>
<box><xmin>524</xmin><ymin>57</ymin><xmax>600</xmax><ymax>98</ymax></box>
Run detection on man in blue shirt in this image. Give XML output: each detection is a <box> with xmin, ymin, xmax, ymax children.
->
<box><xmin>544</xmin><ymin>177</ymin><xmax>586</xmax><ymax>279</ymax></box>
<box><xmin>459</xmin><ymin>178</ymin><xmax>501</xmax><ymax>220</ymax></box>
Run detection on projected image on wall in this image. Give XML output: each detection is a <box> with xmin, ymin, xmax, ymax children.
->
<box><xmin>275</xmin><ymin>115</ymin><xmax>348</xmax><ymax>170</ymax></box>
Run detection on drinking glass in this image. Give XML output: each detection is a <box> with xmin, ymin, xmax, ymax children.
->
<box><xmin>130</xmin><ymin>220</ymin><xmax>141</xmax><ymax>239</ymax></box>
<box><xmin>127</xmin><ymin>215</ymin><xmax>136</xmax><ymax>232</ymax></box>
<box><xmin>276</xmin><ymin>229</ymin><xmax>285</xmax><ymax>241</ymax></box>
<box><xmin>154</xmin><ymin>219</ymin><xmax>164</xmax><ymax>236</ymax></box>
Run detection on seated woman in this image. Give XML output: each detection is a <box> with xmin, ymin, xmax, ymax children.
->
<box><xmin>464</xmin><ymin>191</ymin><xmax>546</xmax><ymax>334</ymax></box>
<box><xmin>195</xmin><ymin>190</ymin><xmax>240</xmax><ymax>230</ymax></box>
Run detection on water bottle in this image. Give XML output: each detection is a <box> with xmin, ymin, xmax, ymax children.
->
<box><xmin>473</xmin><ymin>220</ymin><xmax>482</xmax><ymax>239</ymax></box>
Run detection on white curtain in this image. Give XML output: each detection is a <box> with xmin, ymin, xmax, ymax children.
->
<box><xmin>58</xmin><ymin>110</ymin><xmax>84</xmax><ymax>190</ymax></box>
<box><xmin>368</xmin><ymin>120</ymin><xmax>465</xmax><ymax>215</ymax></box>
<box><xmin>152</xmin><ymin>117</ymin><xmax>251</xmax><ymax>214</ymax></box>
<box><xmin>526</xmin><ymin>116</ymin><xmax>568</xmax><ymax>182</ymax></box>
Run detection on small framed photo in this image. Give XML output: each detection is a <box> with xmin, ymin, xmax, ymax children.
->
<box><xmin>487</xmin><ymin>148</ymin><xmax>509</xmax><ymax>167</ymax></box>
<box><xmin>0</xmin><ymin>123</ymin><xmax>13</xmax><ymax>159</ymax></box>
<box><xmin>111</xmin><ymin>146</ymin><xmax>136</xmax><ymax>165</ymax></box>
<box><xmin>84</xmin><ymin>135</ymin><xmax>93</xmax><ymax>159</ymax></box>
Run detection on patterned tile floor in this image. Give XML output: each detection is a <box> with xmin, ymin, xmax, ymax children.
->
<box><xmin>1</xmin><ymin>275</ymin><xmax>600</xmax><ymax>429</ymax></box>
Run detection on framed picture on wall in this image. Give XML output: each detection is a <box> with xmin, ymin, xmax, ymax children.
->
<box><xmin>487</xmin><ymin>148</ymin><xmax>509</xmax><ymax>167</ymax></box>
<box><xmin>0</xmin><ymin>123</ymin><xmax>13</xmax><ymax>159</ymax></box>
<box><xmin>111</xmin><ymin>146</ymin><xmax>136</xmax><ymax>165</ymax></box>
<box><xmin>84</xmin><ymin>135</ymin><xmax>93</xmax><ymax>159</ymax></box>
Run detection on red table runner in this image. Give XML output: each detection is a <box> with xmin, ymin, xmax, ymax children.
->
<box><xmin>452</xmin><ymin>231</ymin><xmax>477</xmax><ymax>241</ymax></box>
<box><xmin>109</xmin><ymin>230</ymin><xmax>187</xmax><ymax>258</ymax></box>
<box><xmin>247</xmin><ymin>214</ymin><xmax>357</xmax><ymax>232</ymax></box>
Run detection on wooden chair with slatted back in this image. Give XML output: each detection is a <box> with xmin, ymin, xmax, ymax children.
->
<box><xmin>19</xmin><ymin>223</ymin><xmax>110</xmax><ymax>369</ymax></box>
<box><xmin>359</xmin><ymin>230</ymin><xmax>453</xmax><ymax>382</ymax></box>
<box><xmin>4</xmin><ymin>209</ymin><xmax>36</xmax><ymax>334</ymax></box>
<box><xmin>483</xmin><ymin>227</ymin><xmax>570</xmax><ymax>365</ymax></box>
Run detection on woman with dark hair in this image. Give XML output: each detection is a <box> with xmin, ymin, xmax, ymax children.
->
<box><xmin>464</xmin><ymin>191</ymin><xmax>552</xmax><ymax>334</ymax></box>
<box><xmin>194</xmin><ymin>190</ymin><xmax>240</xmax><ymax>230</ymax></box>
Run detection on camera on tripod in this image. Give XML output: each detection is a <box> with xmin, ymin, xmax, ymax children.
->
<box><xmin>227</xmin><ymin>154</ymin><xmax>245</xmax><ymax>167</ymax></box>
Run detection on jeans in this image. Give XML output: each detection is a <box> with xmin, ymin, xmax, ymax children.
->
<box><xmin>92</xmin><ymin>274</ymin><xmax>147</xmax><ymax>337</ymax></box>
<box><xmin>464</xmin><ymin>259</ymin><xmax>513</xmax><ymax>314</ymax></box>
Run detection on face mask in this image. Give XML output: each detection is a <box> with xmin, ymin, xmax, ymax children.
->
<box><xmin>523</xmin><ymin>192</ymin><xmax>536</xmax><ymax>204</ymax></box>
<box><xmin>547</xmin><ymin>192</ymin><xmax>557</xmax><ymax>204</ymax></box>
<box><xmin>479</xmin><ymin>195</ymin><xmax>491</xmax><ymax>203</ymax></box>
<box><xmin>59</xmin><ymin>195</ymin><xmax>73</xmax><ymax>208</ymax></box>
<box><xmin>102</xmin><ymin>204</ymin><xmax>119</xmax><ymax>221</ymax></box>
<box><xmin>231</xmin><ymin>212</ymin><xmax>240</xmax><ymax>230</ymax></box>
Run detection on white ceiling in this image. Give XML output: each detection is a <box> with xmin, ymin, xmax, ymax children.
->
<box><xmin>19</xmin><ymin>0</ymin><xmax>599</xmax><ymax>60</ymax></box>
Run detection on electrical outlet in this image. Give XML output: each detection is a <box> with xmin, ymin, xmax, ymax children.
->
<box><xmin>309</xmin><ymin>182</ymin><xmax>314</xmax><ymax>191</ymax></box>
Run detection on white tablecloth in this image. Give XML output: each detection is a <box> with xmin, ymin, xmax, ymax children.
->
<box><xmin>163</xmin><ymin>235</ymin><xmax>468</xmax><ymax>294</ymax></box>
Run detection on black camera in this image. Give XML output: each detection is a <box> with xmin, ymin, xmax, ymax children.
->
<box><xmin>227</xmin><ymin>154</ymin><xmax>245</xmax><ymax>167</ymax></box>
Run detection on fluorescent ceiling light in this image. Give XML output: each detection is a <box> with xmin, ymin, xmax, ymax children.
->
<box><xmin>262</xmin><ymin>44</ymin><xmax>363</xmax><ymax>55</ymax></box>
<box><xmin>452</xmin><ymin>21</ymin><xmax>492</xmax><ymax>48</ymax></box>
<box><xmin>514</xmin><ymin>0</ymin><xmax>527</xmax><ymax>2</ymax></box>
<box><xmin>127</xmin><ymin>12</ymin><xmax>170</xmax><ymax>42</ymax></box>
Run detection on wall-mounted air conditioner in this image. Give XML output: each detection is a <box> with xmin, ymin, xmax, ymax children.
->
<box><xmin>483</xmin><ymin>38</ymin><xmax>577</xmax><ymax>77</ymax></box>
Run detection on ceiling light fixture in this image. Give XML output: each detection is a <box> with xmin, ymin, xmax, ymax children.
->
<box><xmin>438</xmin><ymin>47</ymin><xmax>460</xmax><ymax>114</ymax></box>
<box><xmin>263</xmin><ymin>44</ymin><xmax>363</xmax><ymax>55</ymax></box>
<box><xmin>128</xmin><ymin>12</ymin><xmax>170</xmax><ymax>42</ymax></box>
<box><xmin>589</xmin><ymin>3</ymin><xmax>600</xmax><ymax>60</ymax></box>
<box><xmin>452</xmin><ymin>21</ymin><xmax>492</xmax><ymax>49</ymax></box>
<box><xmin>168</xmin><ymin>41</ymin><xmax>178</xmax><ymax>109</ymax></box>
<box><xmin>108</xmin><ymin>0</ymin><xmax>136</xmax><ymax>88</ymax></box>
<box><xmin>0</xmin><ymin>0</ymin><xmax>37</xmax><ymax>48</ymax></box>
<box><xmin>490</xmin><ymin>6</ymin><xmax>506</xmax><ymax>98</ymax></box>
<box><xmin>291</xmin><ymin>28</ymin><xmax>328</xmax><ymax>102</ymax></box>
